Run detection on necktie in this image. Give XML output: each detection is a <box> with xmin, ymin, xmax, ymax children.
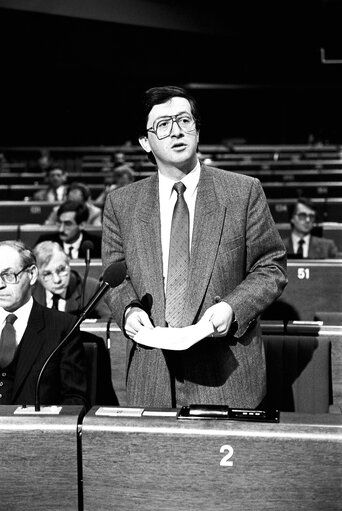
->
<box><xmin>51</xmin><ymin>294</ymin><xmax>60</xmax><ymax>310</ymax></box>
<box><xmin>297</xmin><ymin>239</ymin><xmax>305</xmax><ymax>256</ymax></box>
<box><xmin>68</xmin><ymin>246</ymin><xmax>74</xmax><ymax>259</ymax></box>
<box><xmin>0</xmin><ymin>314</ymin><xmax>17</xmax><ymax>368</ymax></box>
<box><xmin>165</xmin><ymin>182</ymin><xmax>190</xmax><ymax>327</ymax></box>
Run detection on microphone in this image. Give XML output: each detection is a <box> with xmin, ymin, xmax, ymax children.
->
<box><xmin>34</xmin><ymin>261</ymin><xmax>126</xmax><ymax>411</ymax></box>
<box><xmin>80</xmin><ymin>240</ymin><xmax>94</xmax><ymax>311</ymax></box>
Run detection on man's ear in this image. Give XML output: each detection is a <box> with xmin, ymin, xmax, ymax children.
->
<box><xmin>139</xmin><ymin>135</ymin><xmax>152</xmax><ymax>154</ymax></box>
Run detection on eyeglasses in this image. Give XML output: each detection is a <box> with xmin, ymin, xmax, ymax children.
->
<box><xmin>296</xmin><ymin>213</ymin><xmax>316</xmax><ymax>222</ymax></box>
<box><xmin>40</xmin><ymin>265</ymin><xmax>70</xmax><ymax>281</ymax></box>
<box><xmin>147</xmin><ymin>113</ymin><xmax>196</xmax><ymax>140</ymax></box>
<box><xmin>0</xmin><ymin>265</ymin><xmax>30</xmax><ymax>285</ymax></box>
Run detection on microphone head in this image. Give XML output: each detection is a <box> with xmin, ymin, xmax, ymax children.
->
<box><xmin>81</xmin><ymin>240</ymin><xmax>94</xmax><ymax>253</ymax></box>
<box><xmin>103</xmin><ymin>262</ymin><xmax>127</xmax><ymax>288</ymax></box>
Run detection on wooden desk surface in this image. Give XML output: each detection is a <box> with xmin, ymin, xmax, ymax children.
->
<box><xmin>0</xmin><ymin>405</ymin><xmax>83</xmax><ymax>510</ymax></box>
<box><xmin>82</xmin><ymin>409</ymin><xmax>342</xmax><ymax>511</ymax></box>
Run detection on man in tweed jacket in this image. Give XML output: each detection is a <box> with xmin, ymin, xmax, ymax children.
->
<box><xmin>102</xmin><ymin>86</ymin><xmax>287</xmax><ymax>408</ymax></box>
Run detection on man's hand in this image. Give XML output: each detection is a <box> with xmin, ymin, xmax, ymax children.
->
<box><xmin>124</xmin><ymin>307</ymin><xmax>153</xmax><ymax>339</ymax></box>
<box><xmin>202</xmin><ymin>302</ymin><xmax>234</xmax><ymax>337</ymax></box>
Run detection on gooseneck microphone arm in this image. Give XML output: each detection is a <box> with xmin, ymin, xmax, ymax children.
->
<box><xmin>34</xmin><ymin>261</ymin><xmax>126</xmax><ymax>411</ymax></box>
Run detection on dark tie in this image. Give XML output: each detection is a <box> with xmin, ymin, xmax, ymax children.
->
<box><xmin>68</xmin><ymin>246</ymin><xmax>74</xmax><ymax>259</ymax></box>
<box><xmin>297</xmin><ymin>239</ymin><xmax>305</xmax><ymax>256</ymax></box>
<box><xmin>165</xmin><ymin>182</ymin><xmax>190</xmax><ymax>327</ymax></box>
<box><xmin>52</xmin><ymin>294</ymin><xmax>60</xmax><ymax>310</ymax></box>
<box><xmin>0</xmin><ymin>314</ymin><xmax>17</xmax><ymax>368</ymax></box>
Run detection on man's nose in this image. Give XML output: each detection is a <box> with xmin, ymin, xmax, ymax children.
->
<box><xmin>170</xmin><ymin>119</ymin><xmax>182</xmax><ymax>136</ymax></box>
<box><xmin>52</xmin><ymin>272</ymin><xmax>61</xmax><ymax>283</ymax></box>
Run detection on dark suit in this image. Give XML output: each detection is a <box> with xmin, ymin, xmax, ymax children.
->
<box><xmin>102</xmin><ymin>165</ymin><xmax>287</xmax><ymax>408</ymax></box>
<box><xmin>35</xmin><ymin>230</ymin><xmax>102</xmax><ymax>258</ymax></box>
<box><xmin>9</xmin><ymin>300</ymin><xmax>88</xmax><ymax>407</ymax></box>
<box><xmin>283</xmin><ymin>235</ymin><xmax>338</xmax><ymax>258</ymax></box>
<box><xmin>33</xmin><ymin>270</ymin><xmax>111</xmax><ymax>319</ymax></box>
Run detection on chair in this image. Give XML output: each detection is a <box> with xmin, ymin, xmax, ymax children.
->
<box><xmin>263</xmin><ymin>335</ymin><xmax>332</xmax><ymax>413</ymax></box>
<box><xmin>82</xmin><ymin>332</ymin><xmax>119</xmax><ymax>407</ymax></box>
<box><xmin>83</xmin><ymin>340</ymin><xmax>98</xmax><ymax>407</ymax></box>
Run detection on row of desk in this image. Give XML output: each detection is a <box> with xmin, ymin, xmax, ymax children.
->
<box><xmin>73</xmin><ymin>258</ymin><xmax>342</xmax><ymax>324</ymax></box>
<box><xmin>1</xmin><ymin>198</ymin><xmax>342</xmax><ymax>224</ymax></box>
<box><xmin>1</xmin><ymin>405</ymin><xmax>341</xmax><ymax>510</ymax></box>
<box><xmin>0</xmin><ymin>220</ymin><xmax>342</xmax><ymax>253</ymax></box>
<box><xmin>2</xmin><ymin>182</ymin><xmax>342</xmax><ymax>200</ymax></box>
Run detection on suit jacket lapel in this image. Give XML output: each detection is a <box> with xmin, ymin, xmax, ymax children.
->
<box><xmin>12</xmin><ymin>301</ymin><xmax>46</xmax><ymax>400</ymax></box>
<box><xmin>184</xmin><ymin>166</ymin><xmax>226</xmax><ymax>325</ymax></box>
<box><xmin>134</xmin><ymin>175</ymin><xmax>166</xmax><ymax>325</ymax></box>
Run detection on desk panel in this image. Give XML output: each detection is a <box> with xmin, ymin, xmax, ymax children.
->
<box><xmin>82</xmin><ymin>410</ymin><xmax>342</xmax><ymax>511</ymax></box>
<box><xmin>263</xmin><ymin>260</ymin><xmax>342</xmax><ymax>321</ymax></box>
<box><xmin>0</xmin><ymin>405</ymin><xmax>83</xmax><ymax>510</ymax></box>
<box><xmin>0</xmin><ymin>202</ymin><xmax>56</xmax><ymax>224</ymax></box>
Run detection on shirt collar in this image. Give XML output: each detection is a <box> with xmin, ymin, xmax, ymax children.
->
<box><xmin>0</xmin><ymin>296</ymin><xmax>34</xmax><ymax>325</ymax></box>
<box><xmin>158</xmin><ymin>160</ymin><xmax>201</xmax><ymax>199</ymax></box>
<box><xmin>292</xmin><ymin>232</ymin><xmax>311</xmax><ymax>245</ymax></box>
<box><xmin>46</xmin><ymin>290</ymin><xmax>66</xmax><ymax>303</ymax></box>
<box><xmin>63</xmin><ymin>233</ymin><xmax>83</xmax><ymax>251</ymax></box>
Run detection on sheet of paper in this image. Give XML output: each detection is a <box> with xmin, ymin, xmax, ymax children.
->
<box><xmin>134</xmin><ymin>316</ymin><xmax>215</xmax><ymax>351</ymax></box>
<box><xmin>95</xmin><ymin>407</ymin><xmax>144</xmax><ymax>417</ymax></box>
<box><xmin>14</xmin><ymin>406</ymin><xmax>62</xmax><ymax>415</ymax></box>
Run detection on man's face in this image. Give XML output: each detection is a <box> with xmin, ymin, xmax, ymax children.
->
<box><xmin>0</xmin><ymin>246</ymin><xmax>37</xmax><ymax>312</ymax></box>
<box><xmin>291</xmin><ymin>203</ymin><xmax>316</xmax><ymax>236</ymax></box>
<box><xmin>48</xmin><ymin>169</ymin><xmax>65</xmax><ymax>188</ymax></box>
<box><xmin>139</xmin><ymin>97</ymin><xmax>199</xmax><ymax>171</ymax></box>
<box><xmin>38</xmin><ymin>252</ymin><xmax>71</xmax><ymax>297</ymax></box>
<box><xmin>57</xmin><ymin>211</ymin><xmax>82</xmax><ymax>244</ymax></box>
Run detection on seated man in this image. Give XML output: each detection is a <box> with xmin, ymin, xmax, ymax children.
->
<box><xmin>33</xmin><ymin>241</ymin><xmax>110</xmax><ymax>319</ymax></box>
<box><xmin>0</xmin><ymin>240</ymin><xmax>88</xmax><ymax>407</ymax></box>
<box><xmin>44</xmin><ymin>182</ymin><xmax>102</xmax><ymax>227</ymax></box>
<box><xmin>35</xmin><ymin>200</ymin><xmax>102</xmax><ymax>258</ymax></box>
<box><xmin>283</xmin><ymin>198</ymin><xmax>338</xmax><ymax>258</ymax></box>
<box><xmin>32</xmin><ymin>165</ymin><xmax>68</xmax><ymax>202</ymax></box>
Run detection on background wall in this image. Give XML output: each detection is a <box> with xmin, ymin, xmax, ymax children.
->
<box><xmin>0</xmin><ymin>0</ymin><xmax>341</xmax><ymax>146</ymax></box>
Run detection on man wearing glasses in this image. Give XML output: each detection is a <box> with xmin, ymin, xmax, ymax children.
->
<box><xmin>102</xmin><ymin>85</ymin><xmax>287</xmax><ymax>408</ymax></box>
<box><xmin>283</xmin><ymin>198</ymin><xmax>338</xmax><ymax>258</ymax></box>
<box><xmin>0</xmin><ymin>240</ymin><xmax>88</xmax><ymax>406</ymax></box>
<box><xmin>33</xmin><ymin>241</ymin><xmax>110</xmax><ymax>319</ymax></box>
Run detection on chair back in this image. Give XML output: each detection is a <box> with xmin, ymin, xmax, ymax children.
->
<box><xmin>263</xmin><ymin>335</ymin><xmax>332</xmax><ymax>413</ymax></box>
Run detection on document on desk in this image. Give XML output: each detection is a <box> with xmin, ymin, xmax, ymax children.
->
<box><xmin>134</xmin><ymin>317</ymin><xmax>215</xmax><ymax>351</ymax></box>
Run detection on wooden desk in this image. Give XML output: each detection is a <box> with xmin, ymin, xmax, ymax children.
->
<box><xmin>82</xmin><ymin>409</ymin><xmax>342</xmax><ymax>511</ymax></box>
<box><xmin>262</xmin><ymin>260</ymin><xmax>342</xmax><ymax>321</ymax></box>
<box><xmin>0</xmin><ymin>202</ymin><xmax>57</xmax><ymax>224</ymax></box>
<box><xmin>0</xmin><ymin>405</ymin><xmax>84</xmax><ymax>510</ymax></box>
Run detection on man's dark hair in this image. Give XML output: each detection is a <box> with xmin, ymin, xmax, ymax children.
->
<box><xmin>289</xmin><ymin>197</ymin><xmax>317</xmax><ymax>222</ymax></box>
<box><xmin>138</xmin><ymin>85</ymin><xmax>201</xmax><ymax>137</ymax></box>
<box><xmin>67</xmin><ymin>182</ymin><xmax>91</xmax><ymax>202</ymax></box>
<box><xmin>57</xmin><ymin>200</ymin><xmax>89</xmax><ymax>224</ymax></box>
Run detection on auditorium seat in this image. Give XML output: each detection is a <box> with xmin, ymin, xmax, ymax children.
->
<box><xmin>82</xmin><ymin>332</ymin><xmax>119</xmax><ymax>407</ymax></box>
<box><xmin>263</xmin><ymin>335</ymin><xmax>332</xmax><ymax>413</ymax></box>
<box><xmin>83</xmin><ymin>339</ymin><xmax>98</xmax><ymax>407</ymax></box>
